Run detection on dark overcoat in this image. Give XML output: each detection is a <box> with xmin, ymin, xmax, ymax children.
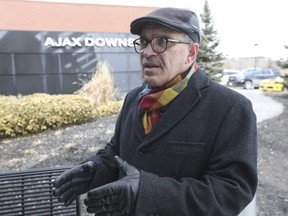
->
<box><xmin>89</xmin><ymin>69</ymin><xmax>258</xmax><ymax>216</ymax></box>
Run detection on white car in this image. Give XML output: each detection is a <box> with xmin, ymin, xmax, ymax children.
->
<box><xmin>220</xmin><ymin>69</ymin><xmax>242</xmax><ymax>86</ymax></box>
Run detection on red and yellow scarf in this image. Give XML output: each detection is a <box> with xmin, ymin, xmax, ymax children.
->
<box><xmin>138</xmin><ymin>63</ymin><xmax>198</xmax><ymax>134</ymax></box>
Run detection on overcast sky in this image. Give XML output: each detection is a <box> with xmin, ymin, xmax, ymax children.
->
<box><xmin>29</xmin><ymin>0</ymin><xmax>288</xmax><ymax>60</ymax></box>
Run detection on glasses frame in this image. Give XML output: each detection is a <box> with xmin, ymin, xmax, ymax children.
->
<box><xmin>133</xmin><ymin>37</ymin><xmax>191</xmax><ymax>54</ymax></box>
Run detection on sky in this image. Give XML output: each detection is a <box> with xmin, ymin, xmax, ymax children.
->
<box><xmin>30</xmin><ymin>0</ymin><xmax>288</xmax><ymax>60</ymax></box>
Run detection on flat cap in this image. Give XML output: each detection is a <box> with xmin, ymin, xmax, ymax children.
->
<box><xmin>130</xmin><ymin>7</ymin><xmax>200</xmax><ymax>43</ymax></box>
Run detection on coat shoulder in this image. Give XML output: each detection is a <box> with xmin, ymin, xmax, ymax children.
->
<box><xmin>192</xmin><ymin>70</ymin><xmax>251</xmax><ymax>106</ymax></box>
<box><xmin>210</xmin><ymin>81</ymin><xmax>251</xmax><ymax>105</ymax></box>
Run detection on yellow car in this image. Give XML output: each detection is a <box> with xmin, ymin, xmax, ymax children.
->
<box><xmin>259</xmin><ymin>77</ymin><xmax>285</xmax><ymax>92</ymax></box>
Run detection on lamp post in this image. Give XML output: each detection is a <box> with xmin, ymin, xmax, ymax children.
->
<box><xmin>254</xmin><ymin>43</ymin><xmax>258</xmax><ymax>70</ymax></box>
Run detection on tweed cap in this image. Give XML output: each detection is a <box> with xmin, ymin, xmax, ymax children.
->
<box><xmin>130</xmin><ymin>7</ymin><xmax>200</xmax><ymax>43</ymax></box>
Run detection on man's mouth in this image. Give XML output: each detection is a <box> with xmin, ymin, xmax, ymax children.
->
<box><xmin>143</xmin><ymin>63</ymin><xmax>159</xmax><ymax>69</ymax></box>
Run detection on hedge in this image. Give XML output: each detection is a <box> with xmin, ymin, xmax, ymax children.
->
<box><xmin>0</xmin><ymin>93</ymin><xmax>122</xmax><ymax>138</ymax></box>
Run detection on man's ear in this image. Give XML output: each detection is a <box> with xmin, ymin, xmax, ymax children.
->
<box><xmin>186</xmin><ymin>43</ymin><xmax>199</xmax><ymax>64</ymax></box>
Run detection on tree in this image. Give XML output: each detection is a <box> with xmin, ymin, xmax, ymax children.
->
<box><xmin>197</xmin><ymin>0</ymin><xmax>224</xmax><ymax>81</ymax></box>
<box><xmin>276</xmin><ymin>45</ymin><xmax>288</xmax><ymax>69</ymax></box>
<box><xmin>276</xmin><ymin>46</ymin><xmax>288</xmax><ymax>90</ymax></box>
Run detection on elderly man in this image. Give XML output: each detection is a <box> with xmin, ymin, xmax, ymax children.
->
<box><xmin>53</xmin><ymin>7</ymin><xmax>257</xmax><ymax>216</ymax></box>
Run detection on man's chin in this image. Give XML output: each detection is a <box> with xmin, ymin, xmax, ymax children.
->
<box><xmin>143</xmin><ymin>79</ymin><xmax>163</xmax><ymax>88</ymax></box>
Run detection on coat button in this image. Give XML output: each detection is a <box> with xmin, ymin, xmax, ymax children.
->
<box><xmin>139</xmin><ymin>147</ymin><xmax>147</xmax><ymax>155</ymax></box>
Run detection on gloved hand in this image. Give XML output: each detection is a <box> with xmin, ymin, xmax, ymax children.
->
<box><xmin>84</xmin><ymin>156</ymin><xmax>140</xmax><ymax>216</ymax></box>
<box><xmin>53</xmin><ymin>161</ymin><xmax>96</xmax><ymax>206</ymax></box>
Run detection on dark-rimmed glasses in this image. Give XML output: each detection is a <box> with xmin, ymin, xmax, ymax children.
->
<box><xmin>133</xmin><ymin>37</ymin><xmax>191</xmax><ymax>54</ymax></box>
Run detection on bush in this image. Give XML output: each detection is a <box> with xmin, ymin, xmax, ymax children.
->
<box><xmin>0</xmin><ymin>94</ymin><xmax>94</xmax><ymax>138</ymax></box>
<box><xmin>92</xmin><ymin>101</ymin><xmax>123</xmax><ymax>117</ymax></box>
<box><xmin>0</xmin><ymin>93</ymin><xmax>123</xmax><ymax>139</ymax></box>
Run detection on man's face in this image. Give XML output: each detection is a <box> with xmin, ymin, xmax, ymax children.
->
<box><xmin>139</xmin><ymin>25</ymin><xmax>197</xmax><ymax>87</ymax></box>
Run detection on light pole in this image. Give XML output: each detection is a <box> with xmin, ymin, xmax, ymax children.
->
<box><xmin>254</xmin><ymin>43</ymin><xmax>258</xmax><ymax>70</ymax></box>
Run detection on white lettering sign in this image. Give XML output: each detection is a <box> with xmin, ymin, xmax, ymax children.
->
<box><xmin>44</xmin><ymin>37</ymin><xmax>135</xmax><ymax>48</ymax></box>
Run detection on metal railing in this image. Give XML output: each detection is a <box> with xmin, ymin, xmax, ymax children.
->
<box><xmin>0</xmin><ymin>166</ymin><xmax>80</xmax><ymax>216</ymax></box>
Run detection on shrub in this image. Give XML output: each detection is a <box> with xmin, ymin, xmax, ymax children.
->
<box><xmin>0</xmin><ymin>94</ymin><xmax>123</xmax><ymax>139</ymax></box>
<box><xmin>92</xmin><ymin>100</ymin><xmax>123</xmax><ymax>117</ymax></box>
<box><xmin>0</xmin><ymin>94</ymin><xmax>93</xmax><ymax>138</ymax></box>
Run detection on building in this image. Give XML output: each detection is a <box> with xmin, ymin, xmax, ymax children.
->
<box><xmin>222</xmin><ymin>57</ymin><xmax>278</xmax><ymax>71</ymax></box>
<box><xmin>0</xmin><ymin>0</ymin><xmax>157</xmax><ymax>95</ymax></box>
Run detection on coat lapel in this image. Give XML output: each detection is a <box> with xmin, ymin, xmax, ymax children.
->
<box><xmin>138</xmin><ymin>70</ymin><xmax>210</xmax><ymax>149</ymax></box>
<box><xmin>132</xmin><ymin>104</ymin><xmax>146</xmax><ymax>142</ymax></box>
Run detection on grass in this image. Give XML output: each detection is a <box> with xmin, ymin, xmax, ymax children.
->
<box><xmin>77</xmin><ymin>60</ymin><xmax>117</xmax><ymax>107</ymax></box>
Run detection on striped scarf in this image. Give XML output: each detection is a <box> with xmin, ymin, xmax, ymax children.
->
<box><xmin>139</xmin><ymin>63</ymin><xmax>198</xmax><ymax>135</ymax></box>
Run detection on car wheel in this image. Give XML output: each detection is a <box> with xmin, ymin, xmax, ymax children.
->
<box><xmin>244</xmin><ymin>80</ymin><xmax>253</xmax><ymax>89</ymax></box>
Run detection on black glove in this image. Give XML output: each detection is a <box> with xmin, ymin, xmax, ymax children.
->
<box><xmin>84</xmin><ymin>156</ymin><xmax>140</xmax><ymax>216</ymax></box>
<box><xmin>53</xmin><ymin>161</ymin><xmax>96</xmax><ymax>206</ymax></box>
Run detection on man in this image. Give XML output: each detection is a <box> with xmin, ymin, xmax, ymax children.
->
<box><xmin>53</xmin><ymin>7</ymin><xmax>257</xmax><ymax>216</ymax></box>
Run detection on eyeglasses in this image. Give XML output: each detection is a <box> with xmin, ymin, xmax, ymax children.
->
<box><xmin>133</xmin><ymin>37</ymin><xmax>191</xmax><ymax>54</ymax></box>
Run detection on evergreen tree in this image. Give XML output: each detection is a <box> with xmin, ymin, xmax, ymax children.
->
<box><xmin>276</xmin><ymin>46</ymin><xmax>288</xmax><ymax>88</ymax></box>
<box><xmin>276</xmin><ymin>45</ymin><xmax>288</xmax><ymax>69</ymax></box>
<box><xmin>197</xmin><ymin>0</ymin><xmax>224</xmax><ymax>81</ymax></box>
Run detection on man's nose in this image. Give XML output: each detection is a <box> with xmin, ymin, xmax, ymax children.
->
<box><xmin>142</xmin><ymin>43</ymin><xmax>157</xmax><ymax>57</ymax></box>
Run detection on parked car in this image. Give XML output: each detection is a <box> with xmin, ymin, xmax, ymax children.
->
<box><xmin>220</xmin><ymin>69</ymin><xmax>242</xmax><ymax>86</ymax></box>
<box><xmin>228</xmin><ymin>67</ymin><xmax>281</xmax><ymax>89</ymax></box>
<box><xmin>259</xmin><ymin>76</ymin><xmax>287</xmax><ymax>92</ymax></box>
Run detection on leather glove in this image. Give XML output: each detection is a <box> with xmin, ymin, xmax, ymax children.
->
<box><xmin>53</xmin><ymin>161</ymin><xmax>96</xmax><ymax>206</ymax></box>
<box><xmin>84</xmin><ymin>156</ymin><xmax>140</xmax><ymax>216</ymax></box>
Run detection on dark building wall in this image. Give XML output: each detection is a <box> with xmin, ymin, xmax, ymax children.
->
<box><xmin>0</xmin><ymin>2</ymin><xmax>157</xmax><ymax>95</ymax></box>
<box><xmin>0</xmin><ymin>30</ymin><xmax>142</xmax><ymax>95</ymax></box>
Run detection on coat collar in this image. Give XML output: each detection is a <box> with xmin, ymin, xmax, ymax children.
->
<box><xmin>137</xmin><ymin>69</ymin><xmax>210</xmax><ymax>149</ymax></box>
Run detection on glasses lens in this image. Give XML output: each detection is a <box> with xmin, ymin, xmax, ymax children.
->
<box><xmin>151</xmin><ymin>37</ymin><xmax>167</xmax><ymax>53</ymax></box>
<box><xmin>133</xmin><ymin>38</ymin><xmax>147</xmax><ymax>54</ymax></box>
<box><xmin>133</xmin><ymin>37</ymin><xmax>168</xmax><ymax>54</ymax></box>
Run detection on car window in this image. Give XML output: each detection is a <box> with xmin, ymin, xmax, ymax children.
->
<box><xmin>224</xmin><ymin>71</ymin><xmax>239</xmax><ymax>75</ymax></box>
<box><xmin>262</xmin><ymin>69</ymin><xmax>271</xmax><ymax>75</ymax></box>
<box><xmin>242</xmin><ymin>68</ymin><xmax>281</xmax><ymax>78</ymax></box>
<box><xmin>255</xmin><ymin>69</ymin><xmax>263</xmax><ymax>75</ymax></box>
<box><xmin>272</xmin><ymin>68</ymin><xmax>281</xmax><ymax>76</ymax></box>
<box><xmin>244</xmin><ymin>70</ymin><xmax>253</xmax><ymax>76</ymax></box>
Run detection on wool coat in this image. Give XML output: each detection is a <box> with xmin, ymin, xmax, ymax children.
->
<box><xmin>88</xmin><ymin>69</ymin><xmax>258</xmax><ymax>216</ymax></box>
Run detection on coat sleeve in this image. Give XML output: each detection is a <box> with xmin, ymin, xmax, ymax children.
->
<box><xmin>135</xmin><ymin>97</ymin><xmax>258</xmax><ymax>216</ymax></box>
<box><xmin>84</xmin><ymin>102</ymin><xmax>124</xmax><ymax>188</ymax></box>
<box><xmin>83</xmin><ymin>87</ymin><xmax>141</xmax><ymax>190</ymax></box>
